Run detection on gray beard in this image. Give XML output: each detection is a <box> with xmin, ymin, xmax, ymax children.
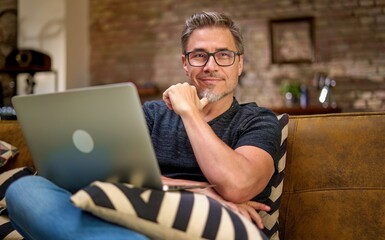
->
<box><xmin>199</xmin><ymin>89</ymin><xmax>229</xmax><ymax>103</ymax></box>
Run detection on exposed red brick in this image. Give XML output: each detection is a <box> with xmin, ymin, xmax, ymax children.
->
<box><xmin>90</xmin><ymin>0</ymin><xmax>385</xmax><ymax>112</ymax></box>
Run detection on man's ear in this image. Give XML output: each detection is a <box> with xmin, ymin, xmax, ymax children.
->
<box><xmin>238</xmin><ymin>55</ymin><xmax>244</xmax><ymax>77</ymax></box>
<box><xmin>182</xmin><ymin>55</ymin><xmax>189</xmax><ymax>76</ymax></box>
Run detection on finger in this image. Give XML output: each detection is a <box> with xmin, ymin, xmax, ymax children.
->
<box><xmin>245</xmin><ymin>206</ymin><xmax>265</xmax><ymax>229</ymax></box>
<box><xmin>246</xmin><ymin>201</ymin><xmax>271</xmax><ymax>212</ymax></box>
<box><xmin>199</xmin><ymin>97</ymin><xmax>209</xmax><ymax>110</ymax></box>
<box><xmin>162</xmin><ymin>91</ymin><xmax>173</xmax><ymax>110</ymax></box>
<box><xmin>163</xmin><ymin>98</ymin><xmax>173</xmax><ymax>110</ymax></box>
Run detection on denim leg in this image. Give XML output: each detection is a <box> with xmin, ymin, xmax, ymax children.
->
<box><xmin>5</xmin><ymin>176</ymin><xmax>149</xmax><ymax>240</ymax></box>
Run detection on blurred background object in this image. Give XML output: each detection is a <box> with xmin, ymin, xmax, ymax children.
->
<box><xmin>1</xmin><ymin>0</ymin><xmax>384</xmax><ymax>114</ymax></box>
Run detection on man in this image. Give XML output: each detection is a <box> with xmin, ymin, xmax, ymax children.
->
<box><xmin>6</xmin><ymin>11</ymin><xmax>280</xmax><ymax>239</ymax></box>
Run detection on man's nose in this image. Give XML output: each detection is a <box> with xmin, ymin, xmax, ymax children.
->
<box><xmin>203</xmin><ymin>55</ymin><xmax>219</xmax><ymax>71</ymax></box>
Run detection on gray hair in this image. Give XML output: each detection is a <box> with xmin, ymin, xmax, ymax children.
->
<box><xmin>181</xmin><ymin>11</ymin><xmax>244</xmax><ymax>54</ymax></box>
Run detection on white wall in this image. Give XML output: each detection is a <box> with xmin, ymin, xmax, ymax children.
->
<box><xmin>17</xmin><ymin>0</ymin><xmax>89</xmax><ymax>94</ymax></box>
<box><xmin>66</xmin><ymin>0</ymin><xmax>89</xmax><ymax>90</ymax></box>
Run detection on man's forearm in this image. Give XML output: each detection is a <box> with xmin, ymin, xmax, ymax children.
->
<box><xmin>162</xmin><ymin>176</ymin><xmax>269</xmax><ymax>229</ymax></box>
<box><xmin>180</xmin><ymin>111</ymin><xmax>272</xmax><ymax>203</ymax></box>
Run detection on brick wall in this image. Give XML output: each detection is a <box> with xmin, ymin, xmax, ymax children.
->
<box><xmin>89</xmin><ymin>0</ymin><xmax>385</xmax><ymax>112</ymax></box>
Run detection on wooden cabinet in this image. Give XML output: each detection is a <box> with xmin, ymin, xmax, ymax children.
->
<box><xmin>271</xmin><ymin>106</ymin><xmax>342</xmax><ymax>115</ymax></box>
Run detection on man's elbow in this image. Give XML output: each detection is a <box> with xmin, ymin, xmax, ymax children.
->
<box><xmin>216</xmin><ymin>184</ymin><xmax>265</xmax><ymax>203</ymax></box>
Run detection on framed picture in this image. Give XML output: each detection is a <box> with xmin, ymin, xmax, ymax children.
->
<box><xmin>269</xmin><ymin>17</ymin><xmax>315</xmax><ymax>64</ymax></box>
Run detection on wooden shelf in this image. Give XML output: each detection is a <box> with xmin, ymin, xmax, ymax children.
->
<box><xmin>137</xmin><ymin>86</ymin><xmax>159</xmax><ymax>97</ymax></box>
<box><xmin>271</xmin><ymin>106</ymin><xmax>342</xmax><ymax>115</ymax></box>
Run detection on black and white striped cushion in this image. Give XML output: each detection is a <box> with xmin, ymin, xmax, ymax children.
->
<box><xmin>0</xmin><ymin>140</ymin><xmax>19</xmax><ymax>168</ymax></box>
<box><xmin>72</xmin><ymin>181</ymin><xmax>267</xmax><ymax>240</ymax></box>
<box><xmin>0</xmin><ymin>215</ymin><xmax>23</xmax><ymax>240</ymax></box>
<box><xmin>259</xmin><ymin>113</ymin><xmax>289</xmax><ymax>240</ymax></box>
<box><xmin>0</xmin><ymin>167</ymin><xmax>34</xmax><ymax>240</ymax></box>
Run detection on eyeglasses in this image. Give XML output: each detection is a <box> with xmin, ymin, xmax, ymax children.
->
<box><xmin>185</xmin><ymin>50</ymin><xmax>242</xmax><ymax>67</ymax></box>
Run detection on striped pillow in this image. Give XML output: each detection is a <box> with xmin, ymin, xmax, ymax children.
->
<box><xmin>71</xmin><ymin>181</ymin><xmax>267</xmax><ymax>240</ymax></box>
<box><xmin>0</xmin><ymin>167</ymin><xmax>34</xmax><ymax>240</ymax></box>
<box><xmin>0</xmin><ymin>140</ymin><xmax>19</xmax><ymax>168</ymax></box>
<box><xmin>259</xmin><ymin>113</ymin><xmax>289</xmax><ymax>239</ymax></box>
<box><xmin>0</xmin><ymin>167</ymin><xmax>35</xmax><ymax>208</ymax></box>
<box><xmin>0</xmin><ymin>215</ymin><xmax>24</xmax><ymax>240</ymax></box>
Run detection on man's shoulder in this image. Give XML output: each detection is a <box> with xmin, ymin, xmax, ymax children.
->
<box><xmin>143</xmin><ymin>99</ymin><xmax>169</xmax><ymax>114</ymax></box>
<box><xmin>143</xmin><ymin>99</ymin><xmax>166</xmax><ymax>109</ymax></box>
<box><xmin>234</xmin><ymin>102</ymin><xmax>280</xmax><ymax>133</ymax></box>
<box><xmin>143</xmin><ymin>99</ymin><xmax>179</xmax><ymax>122</ymax></box>
<box><xmin>238</xmin><ymin>102</ymin><xmax>276</xmax><ymax>118</ymax></box>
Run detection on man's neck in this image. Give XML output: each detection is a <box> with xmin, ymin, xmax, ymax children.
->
<box><xmin>201</xmin><ymin>94</ymin><xmax>234</xmax><ymax>122</ymax></box>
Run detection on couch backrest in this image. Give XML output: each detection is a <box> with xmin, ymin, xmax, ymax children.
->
<box><xmin>279</xmin><ymin>112</ymin><xmax>385</xmax><ymax>239</ymax></box>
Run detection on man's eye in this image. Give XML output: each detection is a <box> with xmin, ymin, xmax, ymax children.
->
<box><xmin>218</xmin><ymin>51</ymin><xmax>231</xmax><ymax>58</ymax></box>
<box><xmin>195</xmin><ymin>53</ymin><xmax>206</xmax><ymax>58</ymax></box>
<box><xmin>192</xmin><ymin>53</ymin><xmax>207</xmax><ymax>58</ymax></box>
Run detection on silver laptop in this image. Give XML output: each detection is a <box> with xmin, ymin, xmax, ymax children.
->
<box><xmin>12</xmin><ymin>83</ymin><xmax>211</xmax><ymax>193</ymax></box>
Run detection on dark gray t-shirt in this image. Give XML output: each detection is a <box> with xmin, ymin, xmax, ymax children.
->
<box><xmin>143</xmin><ymin>98</ymin><xmax>281</xmax><ymax>202</ymax></box>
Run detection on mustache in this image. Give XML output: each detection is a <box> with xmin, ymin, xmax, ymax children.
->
<box><xmin>197</xmin><ymin>72</ymin><xmax>224</xmax><ymax>79</ymax></box>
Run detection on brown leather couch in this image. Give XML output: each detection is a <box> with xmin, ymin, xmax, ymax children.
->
<box><xmin>279</xmin><ymin>112</ymin><xmax>385</xmax><ymax>239</ymax></box>
<box><xmin>1</xmin><ymin>111</ymin><xmax>384</xmax><ymax>239</ymax></box>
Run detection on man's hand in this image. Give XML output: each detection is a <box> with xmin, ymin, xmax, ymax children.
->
<box><xmin>234</xmin><ymin>201</ymin><xmax>271</xmax><ymax>229</ymax></box>
<box><xmin>162</xmin><ymin>82</ymin><xmax>208</xmax><ymax>115</ymax></box>
<box><xmin>161</xmin><ymin>176</ymin><xmax>270</xmax><ymax>229</ymax></box>
<box><xmin>190</xmin><ymin>186</ymin><xmax>270</xmax><ymax>229</ymax></box>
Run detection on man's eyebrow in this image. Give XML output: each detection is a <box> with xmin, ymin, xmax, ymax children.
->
<box><xmin>188</xmin><ymin>48</ymin><xmax>230</xmax><ymax>52</ymax></box>
<box><xmin>216</xmin><ymin>48</ymin><xmax>230</xmax><ymax>51</ymax></box>
<box><xmin>188</xmin><ymin>48</ymin><xmax>206</xmax><ymax>52</ymax></box>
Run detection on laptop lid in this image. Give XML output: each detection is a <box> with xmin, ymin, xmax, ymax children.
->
<box><xmin>12</xmin><ymin>83</ymin><xmax>164</xmax><ymax>193</ymax></box>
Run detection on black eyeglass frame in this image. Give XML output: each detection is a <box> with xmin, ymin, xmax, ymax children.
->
<box><xmin>184</xmin><ymin>50</ymin><xmax>243</xmax><ymax>67</ymax></box>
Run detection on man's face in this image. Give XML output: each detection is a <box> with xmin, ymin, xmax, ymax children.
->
<box><xmin>182</xmin><ymin>26</ymin><xmax>243</xmax><ymax>103</ymax></box>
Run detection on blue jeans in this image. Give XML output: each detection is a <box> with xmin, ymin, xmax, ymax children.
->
<box><xmin>6</xmin><ymin>176</ymin><xmax>148</xmax><ymax>240</ymax></box>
